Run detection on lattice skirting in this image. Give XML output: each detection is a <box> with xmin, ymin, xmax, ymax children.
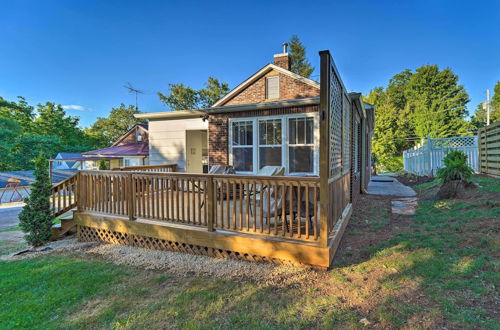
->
<box><xmin>77</xmin><ymin>225</ymin><xmax>303</xmax><ymax>267</ymax></box>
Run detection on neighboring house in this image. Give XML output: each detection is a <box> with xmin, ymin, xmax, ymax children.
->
<box><xmin>82</xmin><ymin>123</ymin><xmax>149</xmax><ymax>169</ymax></box>
<box><xmin>53</xmin><ymin>152</ymin><xmax>83</xmax><ymax>170</ymax></box>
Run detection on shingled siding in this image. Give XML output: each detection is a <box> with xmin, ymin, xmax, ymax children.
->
<box><xmin>208</xmin><ymin>104</ymin><xmax>319</xmax><ymax>166</ymax></box>
<box><xmin>222</xmin><ymin>71</ymin><xmax>319</xmax><ymax>106</ymax></box>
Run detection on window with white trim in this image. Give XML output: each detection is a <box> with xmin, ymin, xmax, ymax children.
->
<box><xmin>259</xmin><ymin>119</ymin><xmax>282</xmax><ymax>170</ymax></box>
<box><xmin>231</xmin><ymin>121</ymin><xmax>254</xmax><ymax>172</ymax></box>
<box><xmin>229</xmin><ymin>114</ymin><xmax>318</xmax><ymax>175</ymax></box>
<box><xmin>288</xmin><ymin>117</ymin><xmax>314</xmax><ymax>173</ymax></box>
<box><xmin>266</xmin><ymin>76</ymin><xmax>279</xmax><ymax>99</ymax></box>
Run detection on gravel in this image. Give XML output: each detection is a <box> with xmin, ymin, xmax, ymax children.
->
<box><xmin>3</xmin><ymin>236</ymin><xmax>321</xmax><ymax>285</ymax></box>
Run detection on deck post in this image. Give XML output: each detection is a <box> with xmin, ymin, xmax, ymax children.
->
<box><xmin>127</xmin><ymin>173</ymin><xmax>135</xmax><ymax>221</ymax></box>
<box><xmin>206</xmin><ymin>175</ymin><xmax>214</xmax><ymax>231</ymax></box>
<box><xmin>319</xmin><ymin>50</ymin><xmax>331</xmax><ymax>248</ymax></box>
<box><xmin>76</xmin><ymin>171</ymin><xmax>83</xmax><ymax>212</ymax></box>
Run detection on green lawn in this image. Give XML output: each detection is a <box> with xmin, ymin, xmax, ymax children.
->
<box><xmin>0</xmin><ymin>175</ymin><xmax>498</xmax><ymax>329</ymax></box>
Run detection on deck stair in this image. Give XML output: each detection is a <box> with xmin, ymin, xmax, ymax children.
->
<box><xmin>51</xmin><ymin>212</ymin><xmax>76</xmax><ymax>240</ymax></box>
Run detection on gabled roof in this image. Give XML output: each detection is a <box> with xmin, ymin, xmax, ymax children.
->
<box><xmin>211</xmin><ymin>63</ymin><xmax>320</xmax><ymax>107</ymax></box>
<box><xmin>56</xmin><ymin>152</ymin><xmax>83</xmax><ymax>159</ymax></box>
<box><xmin>83</xmin><ymin>143</ymin><xmax>149</xmax><ymax>156</ymax></box>
<box><xmin>112</xmin><ymin>123</ymin><xmax>148</xmax><ymax>147</ymax></box>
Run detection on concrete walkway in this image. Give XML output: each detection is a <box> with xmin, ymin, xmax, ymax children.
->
<box><xmin>367</xmin><ymin>176</ymin><xmax>416</xmax><ymax>197</ymax></box>
<box><xmin>0</xmin><ymin>206</ymin><xmax>22</xmax><ymax>230</ymax></box>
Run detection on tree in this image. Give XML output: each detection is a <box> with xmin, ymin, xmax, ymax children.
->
<box><xmin>406</xmin><ymin>65</ymin><xmax>470</xmax><ymax>138</ymax></box>
<box><xmin>288</xmin><ymin>35</ymin><xmax>314</xmax><ymax>78</ymax></box>
<box><xmin>368</xmin><ymin>65</ymin><xmax>470</xmax><ymax>172</ymax></box>
<box><xmin>86</xmin><ymin>104</ymin><xmax>145</xmax><ymax>147</ymax></box>
<box><xmin>471</xmin><ymin>80</ymin><xmax>500</xmax><ymax>128</ymax></box>
<box><xmin>0</xmin><ymin>118</ymin><xmax>22</xmax><ymax>170</ymax></box>
<box><xmin>33</xmin><ymin>102</ymin><xmax>91</xmax><ymax>150</ymax></box>
<box><xmin>158</xmin><ymin>77</ymin><xmax>230</xmax><ymax>110</ymax></box>
<box><xmin>14</xmin><ymin>134</ymin><xmax>62</xmax><ymax>170</ymax></box>
<box><xmin>18</xmin><ymin>153</ymin><xmax>54</xmax><ymax>247</ymax></box>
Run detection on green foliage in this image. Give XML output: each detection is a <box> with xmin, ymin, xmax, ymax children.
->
<box><xmin>13</xmin><ymin>134</ymin><xmax>62</xmax><ymax>170</ymax></box>
<box><xmin>436</xmin><ymin>150</ymin><xmax>473</xmax><ymax>183</ymax></box>
<box><xmin>288</xmin><ymin>35</ymin><xmax>314</xmax><ymax>78</ymax></box>
<box><xmin>369</xmin><ymin>65</ymin><xmax>470</xmax><ymax>172</ymax></box>
<box><xmin>158</xmin><ymin>77</ymin><xmax>230</xmax><ymax>110</ymax></box>
<box><xmin>378</xmin><ymin>156</ymin><xmax>404</xmax><ymax>173</ymax></box>
<box><xmin>86</xmin><ymin>104</ymin><xmax>145</xmax><ymax>147</ymax></box>
<box><xmin>0</xmin><ymin>96</ymin><xmax>97</xmax><ymax>170</ymax></box>
<box><xmin>98</xmin><ymin>159</ymin><xmax>108</xmax><ymax>170</ymax></box>
<box><xmin>470</xmin><ymin>80</ymin><xmax>500</xmax><ymax>129</ymax></box>
<box><xmin>18</xmin><ymin>153</ymin><xmax>54</xmax><ymax>247</ymax></box>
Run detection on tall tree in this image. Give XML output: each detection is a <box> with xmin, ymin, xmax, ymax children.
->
<box><xmin>369</xmin><ymin>65</ymin><xmax>470</xmax><ymax>172</ymax></box>
<box><xmin>288</xmin><ymin>35</ymin><xmax>314</xmax><ymax>78</ymax></box>
<box><xmin>32</xmin><ymin>102</ymin><xmax>90</xmax><ymax>149</ymax></box>
<box><xmin>0</xmin><ymin>118</ymin><xmax>22</xmax><ymax>170</ymax></box>
<box><xmin>86</xmin><ymin>104</ymin><xmax>145</xmax><ymax>147</ymax></box>
<box><xmin>406</xmin><ymin>65</ymin><xmax>470</xmax><ymax>138</ymax></box>
<box><xmin>158</xmin><ymin>77</ymin><xmax>230</xmax><ymax>110</ymax></box>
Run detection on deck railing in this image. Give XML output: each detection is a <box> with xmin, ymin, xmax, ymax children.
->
<box><xmin>51</xmin><ymin>174</ymin><xmax>78</xmax><ymax>217</ymax></box>
<box><xmin>112</xmin><ymin>164</ymin><xmax>177</xmax><ymax>173</ymax></box>
<box><xmin>77</xmin><ymin>170</ymin><xmax>321</xmax><ymax>242</ymax></box>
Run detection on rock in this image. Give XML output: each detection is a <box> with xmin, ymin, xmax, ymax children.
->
<box><xmin>359</xmin><ymin>318</ymin><xmax>371</xmax><ymax>326</ymax></box>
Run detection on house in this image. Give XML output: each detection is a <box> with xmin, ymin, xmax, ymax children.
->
<box><xmin>57</xmin><ymin>48</ymin><xmax>375</xmax><ymax>268</ymax></box>
<box><xmin>82</xmin><ymin>123</ymin><xmax>149</xmax><ymax>169</ymax></box>
<box><xmin>52</xmin><ymin>153</ymin><xmax>83</xmax><ymax>170</ymax></box>
<box><xmin>137</xmin><ymin>46</ymin><xmax>374</xmax><ymax>198</ymax></box>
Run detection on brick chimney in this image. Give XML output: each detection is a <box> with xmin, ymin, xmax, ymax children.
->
<box><xmin>273</xmin><ymin>42</ymin><xmax>290</xmax><ymax>70</ymax></box>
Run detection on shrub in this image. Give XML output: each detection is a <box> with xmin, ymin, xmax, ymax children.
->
<box><xmin>377</xmin><ymin>156</ymin><xmax>404</xmax><ymax>173</ymax></box>
<box><xmin>436</xmin><ymin>150</ymin><xmax>473</xmax><ymax>183</ymax></box>
<box><xmin>18</xmin><ymin>153</ymin><xmax>54</xmax><ymax>247</ymax></box>
<box><xmin>98</xmin><ymin>159</ymin><xmax>108</xmax><ymax>170</ymax></box>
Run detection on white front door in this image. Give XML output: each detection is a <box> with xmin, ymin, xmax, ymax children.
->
<box><xmin>185</xmin><ymin>130</ymin><xmax>207</xmax><ymax>173</ymax></box>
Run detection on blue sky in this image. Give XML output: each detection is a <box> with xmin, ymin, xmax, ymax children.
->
<box><xmin>1</xmin><ymin>0</ymin><xmax>499</xmax><ymax>127</ymax></box>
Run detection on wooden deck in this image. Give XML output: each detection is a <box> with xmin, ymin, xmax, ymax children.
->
<box><xmin>50</xmin><ymin>169</ymin><xmax>350</xmax><ymax>268</ymax></box>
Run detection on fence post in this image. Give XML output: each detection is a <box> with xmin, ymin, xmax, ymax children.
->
<box><xmin>127</xmin><ymin>173</ymin><xmax>135</xmax><ymax>221</ymax></box>
<box><xmin>206</xmin><ymin>176</ymin><xmax>214</xmax><ymax>231</ymax></box>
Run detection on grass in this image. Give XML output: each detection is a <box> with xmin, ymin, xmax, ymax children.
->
<box><xmin>0</xmin><ymin>175</ymin><xmax>498</xmax><ymax>329</ymax></box>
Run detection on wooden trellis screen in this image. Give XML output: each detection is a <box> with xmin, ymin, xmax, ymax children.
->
<box><xmin>478</xmin><ymin>121</ymin><xmax>500</xmax><ymax>177</ymax></box>
<box><xmin>319</xmin><ymin>50</ymin><xmax>352</xmax><ymax>247</ymax></box>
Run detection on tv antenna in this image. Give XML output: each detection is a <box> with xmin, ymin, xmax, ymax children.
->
<box><xmin>123</xmin><ymin>82</ymin><xmax>144</xmax><ymax>110</ymax></box>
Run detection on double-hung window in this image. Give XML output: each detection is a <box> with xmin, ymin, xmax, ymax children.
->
<box><xmin>288</xmin><ymin>117</ymin><xmax>314</xmax><ymax>173</ymax></box>
<box><xmin>258</xmin><ymin>119</ymin><xmax>282</xmax><ymax>169</ymax></box>
<box><xmin>231</xmin><ymin>121</ymin><xmax>254</xmax><ymax>172</ymax></box>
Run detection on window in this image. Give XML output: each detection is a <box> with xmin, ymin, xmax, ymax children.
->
<box><xmin>231</xmin><ymin>121</ymin><xmax>253</xmax><ymax>172</ymax></box>
<box><xmin>229</xmin><ymin>115</ymin><xmax>317</xmax><ymax>175</ymax></box>
<box><xmin>259</xmin><ymin>119</ymin><xmax>282</xmax><ymax>170</ymax></box>
<box><xmin>288</xmin><ymin>117</ymin><xmax>314</xmax><ymax>173</ymax></box>
<box><xmin>266</xmin><ymin>76</ymin><xmax>279</xmax><ymax>99</ymax></box>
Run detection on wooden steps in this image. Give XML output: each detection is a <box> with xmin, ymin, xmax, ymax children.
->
<box><xmin>51</xmin><ymin>214</ymin><xmax>76</xmax><ymax>240</ymax></box>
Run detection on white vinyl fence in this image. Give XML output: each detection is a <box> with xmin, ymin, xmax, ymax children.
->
<box><xmin>403</xmin><ymin>136</ymin><xmax>479</xmax><ymax>176</ymax></box>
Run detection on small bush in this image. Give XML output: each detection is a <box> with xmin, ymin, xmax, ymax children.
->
<box><xmin>437</xmin><ymin>150</ymin><xmax>473</xmax><ymax>183</ymax></box>
<box><xmin>18</xmin><ymin>153</ymin><xmax>54</xmax><ymax>247</ymax></box>
<box><xmin>377</xmin><ymin>156</ymin><xmax>404</xmax><ymax>173</ymax></box>
<box><xmin>98</xmin><ymin>159</ymin><xmax>108</xmax><ymax>170</ymax></box>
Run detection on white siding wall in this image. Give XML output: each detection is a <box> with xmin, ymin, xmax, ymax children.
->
<box><xmin>148</xmin><ymin>118</ymin><xmax>208</xmax><ymax>172</ymax></box>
